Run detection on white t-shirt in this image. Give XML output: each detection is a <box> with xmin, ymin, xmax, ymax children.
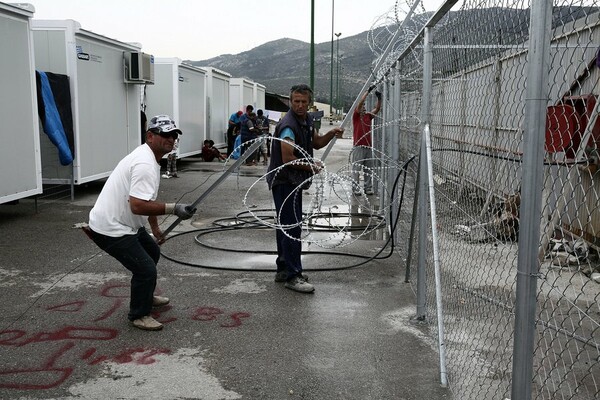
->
<box><xmin>89</xmin><ymin>144</ymin><xmax>160</xmax><ymax>237</ymax></box>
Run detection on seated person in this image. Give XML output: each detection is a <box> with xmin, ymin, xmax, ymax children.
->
<box><xmin>202</xmin><ymin>140</ymin><xmax>226</xmax><ymax>162</ymax></box>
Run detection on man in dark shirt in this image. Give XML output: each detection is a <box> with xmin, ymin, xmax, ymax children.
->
<box><xmin>266</xmin><ymin>84</ymin><xmax>344</xmax><ymax>293</ymax></box>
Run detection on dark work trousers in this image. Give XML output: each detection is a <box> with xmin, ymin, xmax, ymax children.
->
<box><xmin>226</xmin><ymin>125</ymin><xmax>236</xmax><ymax>156</ymax></box>
<box><xmin>272</xmin><ymin>183</ymin><xmax>304</xmax><ymax>281</ymax></box>
<box><xmin>241</xmin><ymin>134</ymin><xmax>257</xmax><ymax>161</ymax></box>
<box><xmin>89</xmin><ymin>227</ymin><xmax>160</xmax><ymax>321</ymax></box>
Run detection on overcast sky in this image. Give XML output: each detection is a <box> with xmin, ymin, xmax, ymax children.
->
<box><xmin>26</xmin><ymin>0</ymin><xmax>444</xmax><ymax>60</ymax></box>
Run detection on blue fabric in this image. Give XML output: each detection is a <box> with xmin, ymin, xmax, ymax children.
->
<box><xmin>280</xmin><ymin>127</ymin><xmax>295</xmax><ymax>141</ymax></box>
<box><xmin>38</xmin><ymin>71</ymin><xmax>73</xmax><ymax>165</ymax></box>
<box><xmin>229</xmin><ymin>112</ymin><xmax>242</xmax><ymax>125</ymax></box>
<box><xmin>231</xmin><ymin>135</ymin><xmax>241</xmax><ymax>159</ymax></box>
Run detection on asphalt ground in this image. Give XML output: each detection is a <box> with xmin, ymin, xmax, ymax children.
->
<box><xmin>0</xmin><ymin>132</ymin><xmax>452</xmax><ymax>399</ymax></box>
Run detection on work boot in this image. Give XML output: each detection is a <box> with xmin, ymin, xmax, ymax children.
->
<box><xmin>284</xmin><ymin>276</ymin><xmax>315</xmax><ymax>293</ymax></box>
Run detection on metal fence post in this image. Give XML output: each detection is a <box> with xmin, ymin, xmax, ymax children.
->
<box><xmin>379</xmin><ymin>79</ymin><xmax>389</xmax><ymax>211</ymax></box>
<box><xmin>416</xmin><ymin>128</ymin><xmax>428</xmax><ymax>319</ymax></box>
<box><xmin>511</xmin><ymin>1</ymin><xmax>552</xmax><ymax>399</ymax></box>
<box><xmin>391</xmin><ymin>66</ymin><xmax>400</xmax><ymax>239</ymax></box>
<box><xmin>423</xmin><ymin>26</ymin><xmax>448</xmax><ymax>388</ymax></box>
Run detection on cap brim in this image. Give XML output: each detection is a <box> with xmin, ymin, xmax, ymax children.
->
<box><xmin>160</xmin><ymin>128</ymin><xmax>182</xmax><ymax>135</ymax></box>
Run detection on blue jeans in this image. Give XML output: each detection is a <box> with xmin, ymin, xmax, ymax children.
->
<box><xmin>272</xmin><ymin>184</ymin><xmax>303</xmax><ymax>280</ymax></box>
<box><xmin>89</xmin><ymin>227</ymin><xmax>160</xmax><ymax>321</ymax></box>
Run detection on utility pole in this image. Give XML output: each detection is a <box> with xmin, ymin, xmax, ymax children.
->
<box><xmin>335</xmin><ymin>32</ymin><xmax>342</xmax><ymax>120</ymax></box>
<box><xmin>310</xmin><ymin>0</ymin><xmax>315</xmax><ymax>93</ymax></box>
<box><xmin>329</xmin><ymin>0</ymin><xmax>334</xmax><ymax>124</ymax></box>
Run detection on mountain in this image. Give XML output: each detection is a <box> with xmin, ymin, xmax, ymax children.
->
<box><xmin>188</xmin><ymin>31</ymin><xmax>379</xmax><ymax>110</ymax></box>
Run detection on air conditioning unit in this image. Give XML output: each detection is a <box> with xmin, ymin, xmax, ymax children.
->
<box><xmin>124</xmin><ymin>51</ymin><xmax>154</xmax><ymax>84</ymax></box>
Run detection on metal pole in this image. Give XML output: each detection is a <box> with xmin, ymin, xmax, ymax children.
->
<box><xmin>416</xmin><ymin>131</ymin><xmax>427</xmax><ymax>317</ymax></box>
<box><xmin>422</xmin><ymin>26</ymin><xmax>448</xmax><ymax>387</ymax></box>
<box><xmin>329</xmin><ymin>0</ymin><xmax>334</xmax><ymax>125</ymax></box>
<box><xmin>402</xmin><ymin>57</ymin><xmax>420</xmax><ymax>284</ymax></box>
<box><xmin>511</xmin><ymin>1</ymin><xmax>552</xmax><ymax>399</ymax></box>
<box><xmin>424</xmin><ymin>124</ymin><xmax>448</xmax><ymax>388</ymax></box>
<box><xmin>407</xmin><ymin>152</ymin><xmax>421</xmax><ymax>284</ymax></box>
<box><xmin>161</xmin><ymin>138</ymin><xmax>264</xmax><ymax>238</ymax></box>
<box><xmin>335</xmin><ymin>32</ymin><xmax>341</xmax><ymax>118</ymax></box>
<box><xmin>391</xmin><ymin>66</ymin><xmax>400</xmax><ymax>233</ymax></box>
<box><xmin>310</xmin><ymin>0</ymin><xmax>315</xmax><ymax>91</ymax></box>
<box><xmin>379</xmin><ymin>79</ymin><xmax>388</xmax><ymax>210</ymax></box>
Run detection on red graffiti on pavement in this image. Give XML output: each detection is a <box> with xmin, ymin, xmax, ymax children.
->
<box><xmin>93</xmin><ymin>298</ymin><xmax>125</xmax><ymax>322</ymax></box>
<box><xmin>191</xmin><ymin>307</ymin><xmax>251</xmax><ymax>328</ymax></box>
<box><xmin>0</xmin><ymin>283</ymin><xmax>250</xmax><ymax>391</ymax></box>
<box><xmin>0</xmin><ymin>343</ymin><xmax>74</xmax><ymax>390</ymax></box>
<box><xmin>0</xmin><ymin>326</ymin><xmax>117</xmax><ymax>347</ymax></box>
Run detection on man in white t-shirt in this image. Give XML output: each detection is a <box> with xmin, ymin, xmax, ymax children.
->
<box><xmin>88</xmin><ymin>115</ymin><xmax>195</xmax><ymax>331</ymax></box>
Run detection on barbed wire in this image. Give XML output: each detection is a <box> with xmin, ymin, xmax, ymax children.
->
<box><xmin>218</xmin><ymin>136</ymin><xmax>407</xmax><ymax>249</ymax></box>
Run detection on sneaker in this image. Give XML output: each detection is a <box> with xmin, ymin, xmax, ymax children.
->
<box><xmin>131</xmin><ymin>315</ymin><xmax>163</xmax><ymax>331</ymax></box>
<box><xmin>353</xmin><ymin>191</ymin><xmax>362</xmax><ymax>196</ymax></box>
<box><xmin>274</xmin><ymin>271</ymin><xmax>287</xmax><ymax>282</ymax></box>
<box><xmin>171</xmin><ymin>173</ymin><xmax>178</xmax><ymax>178</ymax></box>
<box><xmin>161</xmin><ymin>173</ymin><xmax>171</xmax><ymax>179</ymax></box>
<box><xmin>152</xmin><ymin>295</ymin><xmax>170</xmax><ymax>307</ymax></box>
<box><xmin>284</xmin><ymin>276</ymin><xmax>315</xmax><ymax>293</ymax></box>
<box><xmin>365</xmin><ymin>189</ymin><xmax>374</xmax><ymax>195</ymax></box>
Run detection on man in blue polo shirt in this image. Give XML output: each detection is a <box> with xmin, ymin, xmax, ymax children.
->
<box><xmin>226</xmin><ymin>110</ymin><xmax>243</xmax><ymax>156</ymax></box>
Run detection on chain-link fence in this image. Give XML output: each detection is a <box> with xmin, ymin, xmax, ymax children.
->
<box><xmin>364</xmin><ymin>1</ymin><xmax>600</xmax><ymax>399</ymax></box>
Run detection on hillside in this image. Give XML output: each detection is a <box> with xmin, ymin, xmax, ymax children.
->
<box><xmin>188</xmin><ymin>32</ymin><xmax>375</xmax><ymax>109</ymax></box>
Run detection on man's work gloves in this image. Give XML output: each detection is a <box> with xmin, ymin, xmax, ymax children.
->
<box><xmin>165</xmin><ymin>203</ymin><xmax>196</xmax><ymax>220</ymax></box>
<box><xmin>367</xmin><ymin>84</ymin><xmax>383</xmax><ymax>100</ymax></box>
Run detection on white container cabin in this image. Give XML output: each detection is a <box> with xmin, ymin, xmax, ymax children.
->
<box><xmin>145</xmin><ymin>58</ymin><xmax>207</xmax><ymax>158</ymax></box>
<box><xmin>31</xmin><ymin>19</ymin><xmax>145</xmax><ymax>185</ymax></box>
<box><xmin>0</xmin><ymin>2</ymin><xmax>42</xmax><ymax>204</ymax></box>
<box><xmin>202</xmin><ymin>66</ymin><xmax>231</xmax><ymax>147</ymax></box>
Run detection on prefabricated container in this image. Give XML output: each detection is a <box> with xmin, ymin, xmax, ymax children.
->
<box><xmin>229</xmin><ymin>77</ymin><xmax>255</xmax><ymax>114</ymax></box>
<box><xmin>145</xmin><ymin>58</ymin><xmax>206</xmax><ymax>158</ymax></box>
<box><xmin>31</xmin><ymin>19</ymin><xmax>143</xmax><ymax>185</ymax></box>
<box><xmin>202</xmin><ymin>66</ymin><xmax>231</xmax><ymax>147</ymax></box>
<box><xmin>0</xmin><ymin>2</ymin><xmax>42</xmax><ymax>204</ymax></box>
<box><xmin>254</xmin><ymin>82</ymin><xmax>266</xmax><ymax>111</ymax></box>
